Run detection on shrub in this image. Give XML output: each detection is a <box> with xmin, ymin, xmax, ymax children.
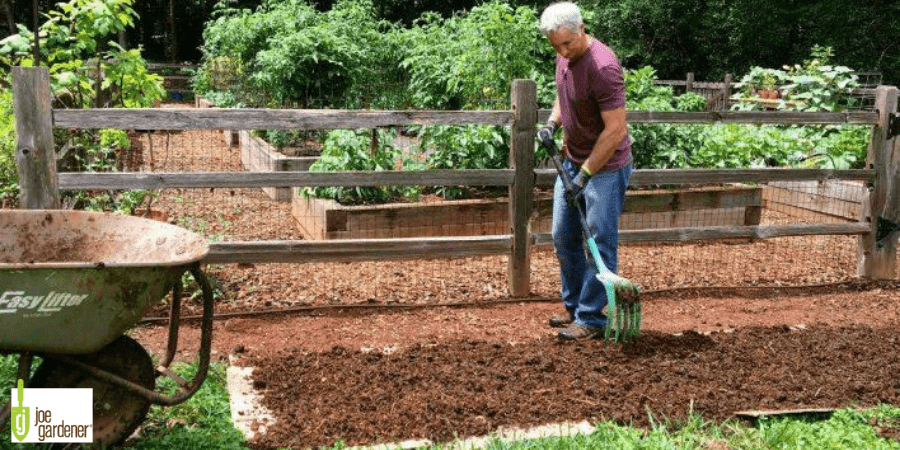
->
<box><xmin>201</xmin><ymin>0</ymin><xmax>404</xmax><ymax>108</ymax></box>
<box><xmin>399</xmin><ymin>1</ymin><xmax>553</xmax><ymax>109</ymax></box>
<box><xmin>0</xmin><ymin>0</ymin><xmax>165</xmax><ymax>109</ymax></box>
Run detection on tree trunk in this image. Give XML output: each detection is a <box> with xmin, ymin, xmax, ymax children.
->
<box><xmin>1</xmin><ymin>0</ymin><xmax>14</xmax><ymax>36</ymax></box>
<box><xmin>166</xmin><ymin>0</ymin><xmax>177</xmax><ymax>62</ymax></box>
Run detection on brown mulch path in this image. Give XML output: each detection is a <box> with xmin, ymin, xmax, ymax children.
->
<box><xmin>246</xmin><ymin>325</ymin><xmax>900</xmax><ymax>449</ymax></box>
<box><xmin>130</xmin><ymin>281</ymin><xmax>900</xmax><ymax>449</ymax></box>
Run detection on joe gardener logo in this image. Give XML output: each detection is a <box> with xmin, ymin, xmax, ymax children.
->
<box><xmin>11</xmin><ymin>380</ymin><xmax>28</xmax><ymax>442</ymax></box>
<box><xmin>9</xmin><ymin>379</ymin><xmax>92</xmax><ymax>443</ymax></box>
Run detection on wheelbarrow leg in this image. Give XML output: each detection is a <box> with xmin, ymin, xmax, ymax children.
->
<box><xmin>16</xmin><ymin>353</ymin><xmax>33</xmax><ymax>386</ymax></box>
<box><xmin>160</xmin><ymin>279</ymin><xmax>183</xmax><ymax>369</ymax></box>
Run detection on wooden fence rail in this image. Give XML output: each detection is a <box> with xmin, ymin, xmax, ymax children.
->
<box><xmin>12</xmin><ymin>68</ymin><xmax>900</xmax><ymax>296</ymax></box>
<box><xmin>58</xmin><ymin>168</ymin><xmax>873</xmax><ymax>191</ymax></box>
<box><xmin>53</xmin><ymin>108</ymin><xmax>877</xmax><ymax>131</ymax></box>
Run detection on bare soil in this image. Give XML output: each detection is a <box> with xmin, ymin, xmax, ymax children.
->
<box><xmin>125</xmin><ymin>125</ymin><xmax>900</xmax><ymax>449</ymax></box>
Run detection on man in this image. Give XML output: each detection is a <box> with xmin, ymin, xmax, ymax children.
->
<box><xmin>536</xmin><ymin>2</ymin><xmax>632</xmax><ymax>340</ymax></box>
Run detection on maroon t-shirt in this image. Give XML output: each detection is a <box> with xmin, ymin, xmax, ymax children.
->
<box><xmin>556</xmin><ymin>39</ymin><xmax>631</xmax><ymax>171</ymax></box>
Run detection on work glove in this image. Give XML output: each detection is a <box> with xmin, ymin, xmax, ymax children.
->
<box><xmin>565</xmin><ymin>166</ymin><xmax>592</xmax><ymax>207</ymax></box>
<box><xmin>536</xmin><ymin>121</ymin><xmax>558</xmax><ymax>147</ymax></box>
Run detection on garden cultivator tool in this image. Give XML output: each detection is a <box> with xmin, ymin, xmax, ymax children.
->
<box><xmin>539</xmin><ymin>139</ymin><xmax>642</xmax><ymax>342</ymax></box>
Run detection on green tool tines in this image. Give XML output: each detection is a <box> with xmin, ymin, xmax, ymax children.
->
<box><xmin>602</xmin><ymin>280</ymin><xmax>642</xmax><ymax>343</ymax></box>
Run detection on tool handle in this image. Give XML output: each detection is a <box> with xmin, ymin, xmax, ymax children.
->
<box><xmin>540</xmin><ymin>140</ymin><xmax>613</xmax><ymax>277</ymax></box>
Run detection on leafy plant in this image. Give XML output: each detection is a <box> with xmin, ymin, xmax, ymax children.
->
<box><xmin>626</xmin><ymin>66</ymin><xmax>677</xmax><ymax>110</ymax></box>
<box><xmin>260</xmin><ymin>130</ymin><xmax>295</xmax><ymax>148</ymax></box>
<box><xmin>400</xmin><ymin>1</ymin><xmax>552</xmax><ymax>110</ymax></box>
<box><xmin>201</xmin><ymin>89</ymin><xmax>244</xmax><ymax>108</ymax></box>
<box><xmin>691</xmin><ymin>124</ymin><xmax>806</xmax><ymax>168</ymax></box>
<box><xmin>180</xmin><ymin>270</ymin><xmax>223</xmax><ymax>304</ymax></box>
<box><xmin>625</xmin><ymin>63</ymin><xmax>869</xmax><ymax>170</ymax></box>
<box><xmin>731</xmin><ymin>46</ymin><xmax>861</xmax><ymax>112</ymax></box>
<box><xmin>0</xmin><ymin>1</ymin><xmax>168</xmax><ymax>215</ymax></box>
<box><xmin>99</xmin><ymin>128</ymin><xmax>130</xmax><ymax>151</ymax></box>
<box><xmin>0</xmin><ymin>0</ymin><xmax>165</xmax><ymax>109</ymax></box>
<box><xmin>795</xmin><ymin>125</ymin><xmax>870</xmax><ymax>169</ymax></box>
<box><xmin>302</xmin><ymin>128</ymin><xmax>421</xmax><ymax>204</ymax></box>
<box><xmin>736</xmin><ymin>66</ymin><xmax>785</xmax><ymax>96</ymax></box>
<box><xmin>781</xmin><ymin>46</ymin><xmax>861</xmax><ymax>112</ymax></box>
<box><xmin>626</xmin><ymin>66</ymin><xmax>709</xmax><ymax>169</ymax></box>
<box><xmin>419</xmin><ymin>124</ymin><xmax>509</xmax><ymax>198</ymax></box>
<box><xmin>114</xmin><ymin>189</ymin><xmax>153</xmax><ymax>215</ymax></box>
<box><xmin>675</xmin><ymin>92</ymin><xmax>709</xmax><ymax>112</ymax></box>
<box><xmin>200</xmin><ymin>0</ymin><xmax>403</xmax><ymax>108</ymax></box>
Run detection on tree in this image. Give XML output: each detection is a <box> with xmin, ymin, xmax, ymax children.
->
<box><xmin>0</xmin><ymin>0</ymin><xmax>165</xmax><ymax>108</ymax></box>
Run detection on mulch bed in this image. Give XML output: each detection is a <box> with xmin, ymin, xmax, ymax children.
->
<box><xmin>246</xmin><ymin>324</ymin><xmax>900</xmax><ymax>449</ymax></box>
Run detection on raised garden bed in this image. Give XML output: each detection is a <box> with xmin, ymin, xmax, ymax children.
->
<box><xmin>195</xmin><ymin>97</ymin><xmax>316</xmax><ymax>201</ymax></box>
<box><xmin>239</xmin><ymin>130</ymin><xmax>319</xmax><ymax>202</ymax></box>
<box><xmin>762</xmin><ymin>180</ymin><xmax>865</xmax><ymax>222</ymax></box>
<box><xmin>292</xmin><ymin>185</ymin><xmax>762</xmax><ymax>240</ymax></box>
<box><xmin>195</xmin><ymin>97</ymin><xmax>241</xmax><ymax>149</ymax></box>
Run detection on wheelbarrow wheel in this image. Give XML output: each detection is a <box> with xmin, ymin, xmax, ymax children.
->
<box><xmin>30</xmin><ymin>335</ymin><xmax>156</xmax><ymax>448</ymax></box>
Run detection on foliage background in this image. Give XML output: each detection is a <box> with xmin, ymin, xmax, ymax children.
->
<box><xmin>2</xmin><ymin>0</ymin><xmax>895</xmax><ymax>86</ymax></box>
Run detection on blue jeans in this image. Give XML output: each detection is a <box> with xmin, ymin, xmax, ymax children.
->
<box><xmin>551</xmin><ymin>158</ymin><xmax>632</xmax><ymax>329</ymax></box>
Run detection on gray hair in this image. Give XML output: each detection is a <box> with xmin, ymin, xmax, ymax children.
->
<box><xmin>539</xmin><ymin>2</ymin><xmax>584</xmax><ymax>35</ymax></box>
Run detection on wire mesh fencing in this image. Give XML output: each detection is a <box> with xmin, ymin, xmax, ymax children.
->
<box><xmin>47</xmin><ymin>99</ymin><xmax>898</xmax><ymax>314</ymax></box>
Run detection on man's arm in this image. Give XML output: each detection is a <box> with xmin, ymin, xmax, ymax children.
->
<box><xmin>582</xmin><ymin>107</ymin><xmax>627</xmax><ymax>175</ymax></box>
<box><xmin>548</xmin><ymin>96</ymin><xmax>561</xmax><ymax>125</ymax></box>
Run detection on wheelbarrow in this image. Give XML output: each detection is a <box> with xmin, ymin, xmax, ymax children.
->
<box><xmin>0</xmin><ymin>209</ymin><xmax>216</xmax><ymax>447</ymax></box>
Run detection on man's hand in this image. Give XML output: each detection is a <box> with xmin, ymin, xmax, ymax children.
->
<box><xmin>565</xmin><ymin>166</ymin><xmax>591</xmax><ymax>206</ymax></box>
<box><xmin>537</xmin><ymin>121</ymin><xmax>558</xmax><ymax>147</ymax></box>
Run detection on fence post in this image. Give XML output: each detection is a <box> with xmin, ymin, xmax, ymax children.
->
<box><xmin>685</xmin><ymin>72</ymin><xmax>694</xmax><ymax>93</ymax></box>
<box><xmin>509</xmin><ymin>79</ymin><xmax>537</xmax><ymax>296</ymax></box>
<box><xmin>723</xmin><ymin>73</ymin><xmax>733</xmax><ymax>110</ymax></box>
<box><xmin>12</xmin><ymin>66</ymin><xmax>59</xmax><ymax>209</ymax></box>
<box><xmin>857</xmin><ymin>85</ymin><xmax>899</xmax><ymax>279</ymax></box>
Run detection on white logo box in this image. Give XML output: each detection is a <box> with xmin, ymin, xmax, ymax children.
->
<box><xmin>10</xmin><ymin>388</ymin><xmax>93</xmax><ymax>443</ymax></box>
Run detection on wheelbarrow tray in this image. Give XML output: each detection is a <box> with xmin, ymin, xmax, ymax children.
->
<box><xmin>0</xmin><ymin>210</ymin><xmax>209</xmax><ymax>354</ymax></box>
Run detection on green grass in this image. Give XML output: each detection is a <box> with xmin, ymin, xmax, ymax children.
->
<box><xmin>128</xmin><ymin>362</ymin><xmax>248</xmax><ymax>450</ymax></box>
<box><xmin>2</xmin><ymin>354</ymin><xmax>900</xmax><ymax>450</ymax></box>
<box><xmin>468</xmin><ymin>407</ymin><xmax>900</xmax><ymax>450</ymax></box>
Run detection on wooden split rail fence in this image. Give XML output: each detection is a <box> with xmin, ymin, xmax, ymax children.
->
<box><xmin>12</xmin><ymin>67</ymin><xmax>900</xmax><ymax>296</ymax></box>
<box><xmin>656</xmin><ymin>72</ymin><xmax>878</xmax><ymax>111</ymax></box>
